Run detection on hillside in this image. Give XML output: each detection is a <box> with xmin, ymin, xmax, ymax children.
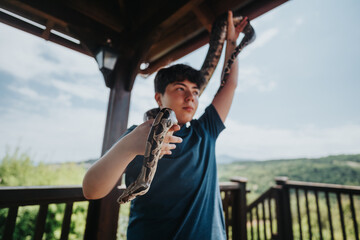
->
<box><xmin>217</xmin><ymin>154</ymin><xmax>360</xmax><ymax>199</ymax></box>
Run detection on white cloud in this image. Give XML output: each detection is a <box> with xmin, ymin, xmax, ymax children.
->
<box><xmin>237</xmin><ymin>65</ymin><xmax>277</xmax><ymax>92</ymax></box>
<box><xmin>0</xmin><ymin>106</ymin><xmax>106</xmax><ymax>163</ymax></box>
<box><xmin>8</xmin><ymin>85</ymin><xmax>46</xmax><ymax>101</ymax></box>
<box><xmin>50</xmin><ymin>78</ymin><xmax>108</xmax><ymax>102</ymax></box>
<box><xmin>296</xmin><ymin>17</ymin><xmax>304</xmax><ymax>26</ymax></box>
<box><xmin>240</xmin><ymin>28</ymin><xmax>279</xmax><ymax>58</ymax></box>
<box><xmin>217</xmin><ymin>118</ymin><xmax>360</xmax><ymax>160</ymax></box>
<box><xmin>0</xmin><ymin>24</ymin><xmax>99</xmax><ymax>81</ymax></box>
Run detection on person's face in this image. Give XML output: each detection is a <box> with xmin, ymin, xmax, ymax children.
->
<box><xmin>155</xmin><ymin>80</ymin><xmax>199</xmax><ymax>126</ymax></box>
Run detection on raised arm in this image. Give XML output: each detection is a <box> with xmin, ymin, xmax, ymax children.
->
<box><xmin>212</xmin><ymin>11</ymin><xmax>248</xmax><ymax>122</ymax></box>
<box><xmin>82</xmin><ymin>121</ymin><xmax>181</xmax><ymax>199</ymax></box>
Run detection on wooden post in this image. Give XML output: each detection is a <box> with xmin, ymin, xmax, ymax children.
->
<box><xmin>275</xmin><ymin>177</ymin><xmax>293</xmax><ymax>240</ymax></box>
<box><xmin>84</xmin><ymin>58</ymin><xmax>131</xmax><ymax>240</ymax></box>
<box><xmin>231</xmin><ymin>177</ymin><xmax>248</xmax><ymax>240</ymax></box>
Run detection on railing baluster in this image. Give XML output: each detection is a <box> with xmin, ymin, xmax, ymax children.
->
<box><xmin>34</xmin><ymin>204</ymin><xmax>49</xmax><ymax>240</ymax></box>
<box><xmin>315</xmin><ymin>191</ymin><xmax>323</xmax><ymax>240</ymax></box>
<box><xmin>262</xmin><ymin>200</ymin><xmax>267</xmax><ymax>240</ymax></box>
<box><xmin>222</xmin><ymin>191</ymin><xmax>230</xmax><ymax>240</ymax></box>
<box><xmin>274</xmin><ymin>188</ymin><xmax>281</xmax><ymax>240</ymax></box>
<box><xmin>295</xmin><ymin>188</ymin><xmax>303</xmax><ymax>240</ymax></box>
<box><xmin>268</xmin><ymin>198</ymin><xmax>273</xmax><ymax>238</ymax></box>
<box><xmin>305</xmin><ymin>189</ymin><xmax>312</xmax><ymax>240</ymax></box>
<box><xmin>337</xmin><ymin>193</ymin><xmax>347</xmax><ymax>240</ymax></box>
<box><xmin>325</xmin><ymin>192</ymin><xmax>334</xmax><ymax>240</ymax></box>
<box><xmin>349</xmin><ymin>193</ymin><xmax>359</xmax><ymax>240</ymax></box>
<box><xmin>3</xmin><ymin>206</ymin><xmax>19</xmax><ymax>240</ymax></box>
<box><xmin>256</xmin><ymin>205</ymin><xmax>260</xmax><ymax>240</ymax></box>
<box><xmin>250</xmin><ymin>210</ymin><xmax>254</xmax><ymax>240</ymax></box>
<box><xmin>60</xmin><ymin>202</ymin><xmax>74</xmax><ymax>240</ymax></box>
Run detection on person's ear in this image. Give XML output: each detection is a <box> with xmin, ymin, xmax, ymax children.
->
<box><xmin>155</xmin><ymin>92</ymin><xmax>162</xmax><ymax>107</ymax></box>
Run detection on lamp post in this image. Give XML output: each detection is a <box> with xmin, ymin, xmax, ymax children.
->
<box><xmin>95</xmin><ymin>46</ymin><xmax>118</xmax><ymax>88</ymax></box>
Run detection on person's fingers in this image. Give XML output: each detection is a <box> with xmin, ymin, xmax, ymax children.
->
<box><xmin>160</xmin><ymin>143</ymin><xmax>175</xmax><ymax>155</ymax></box>
<box><xmin>161</xmin><ymin>150</ymin><xmax>172</xmax><ymax>156</ymax></box>
<box><xmin>228</xmin><ymin>11</ymin><xmax>234</xmax><ymax>26</ymax></box>
<box><xmin>170</xmin><ymin>124</ymin><xmax>181</xmax><ymax>132</ymax></box>
<box><xmin>236</xmin><ymin>17</ymin><xmax>248</xmax><ymax>32</ymax></box>
<box><xmin>164</xmin><ymin>135</ymin><xmax>183</xmax><ymax>143</ymax></box>
<box><xmin>162</xmin><ymin>143</ymin><xmax>176</xmax><ymax>151</ymax></box>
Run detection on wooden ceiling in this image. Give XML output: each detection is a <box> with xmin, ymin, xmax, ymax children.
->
<box><xmin>0</xmin><ymin>0</ymin><xmax>287</xmax><ymax>77</ymax></box>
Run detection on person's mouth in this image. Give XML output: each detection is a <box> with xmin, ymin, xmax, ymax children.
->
<box><xmin>183</xmin><ymin>106</ymin><xmax>194</xmax><ymax>112</ymax></box>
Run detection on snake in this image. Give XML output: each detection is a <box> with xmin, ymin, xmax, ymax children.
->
<box><xmin>117</xmin><ymin>12</ymin><xmax>256</xmax><ymax>204</ymax></box>
<box><xmin>118</xmin><ymin>108</ymin><xmax>177</xmax><ymax>204</ymax></box>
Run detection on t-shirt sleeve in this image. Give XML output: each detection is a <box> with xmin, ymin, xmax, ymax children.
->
<box><xmin>197</xmin><ymin>104</ymin><xmax>225</xmax><ymax>138</ymax></box>
<box><xmin>120</xmin><ymin>125</ymin><xmax>137</xmax><ymax>139</ymax></box>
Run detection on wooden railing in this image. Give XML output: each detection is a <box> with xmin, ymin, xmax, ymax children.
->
<box><xmin>246</xmin><ymin>177</ymin><xmax>360</xmax><ymax>240</ymax></box>
<box><xmin>220</xmin><ymin>177</ymin><xmax>248</xmax><ymax>240</ymax></box>
<box><xmin>1</xmin><ymin>178</ymin><xmax>359</xmax><ymax>240</ymax></box>
<box><xmin>0</xmin><ymin>186</ymin><xmax>89</xmax><ymax>240</ymax></box>
<box><xmin>0</xmin><ymin>180</ymin><xmax>247</xmax><ymax>240</ymax></box>
<box><xmin>246</xmin><ymin>187</ymin><xmax>278</xmax><ymax>239</ymax></box>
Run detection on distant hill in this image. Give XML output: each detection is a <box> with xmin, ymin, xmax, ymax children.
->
<box><xmin>217</xmin><ymin>154</ymin><xmax>360</xmax><ymax>199</ymax></box>
<box><xmin>76</xmin><ymin>154</ymin><xmax>360</xmax><ymax>199</ymax></box>
<box><xmin>216</xmin><ymin>155</ymin><xmax>256</xmax><ymax>164</ymax></box>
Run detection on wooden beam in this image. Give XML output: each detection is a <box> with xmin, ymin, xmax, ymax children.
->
<box><xmin>140</xmin><ymin>0</ymin><xmax>289</xmax><ymax>75</ymax></box>
<box><xmin>234</xmin><ymin>0</ymin><xmax>289</xmax><ymax>20</ymax></box>
<box><xmin>146</xmin><ymin>15</ymin><xmax>203</xmax><ymax>63</ymax></box>
<box><xmin>41</xmin><ymin>20</ymin><xmax>54</xmax><ymax>40</ymax></box>
<box><xmin>157</xmin><ymin>0</ymin><xmax>204</xmax><ymax>30</ymax></box>
<box><xmin>117</xmin><ymin>0</ymin><xmax>132</xmax><ymax>28</ymax></box>
<box><xmin>63</xmin><ymin>0</ymin><xmax>124</xmax><ymax>33</ymax></box>
<box><xmin>0</xmin><ymin>0</ymin><xmax>68</xmax><ymax>28</ymax></box>
<box><xmin>192</xmin><ymin>3</ymin><xmax>215</xmax><ymax>32</ymax></box>
<box><xmin>85</xmin><ymin>57</ymin><xmax>132</xmax><ymax>240</ymax></box>
<box><xmin>6</xmin><ymin>0</ymin><xmax>119</xmax><ymax>43</ymax></box>
<box><xmin>139</xmin><ymin>30</ymin><xmax>209</xmax><ymax>75</ymax></box>
<box><xmin>132</xmin><ymin>0</ymin><xmax>204</xmax><ymax>41</ymax></box>
<box><xmin>0</xmin><ymin>10</ymin><xmax>91</xmax><ymax>56</ymax></box>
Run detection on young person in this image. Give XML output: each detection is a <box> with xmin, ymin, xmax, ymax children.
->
<box><xmin>83</xmin><ymin>11</ymin><xmax>248</xmax><ymax>240</ymax></box>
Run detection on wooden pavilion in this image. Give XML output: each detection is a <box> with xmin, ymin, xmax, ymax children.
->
<box><xmin>0</xmin><ymin>0</ymin><xmax>290</xmax><ymax>239</ymax></box>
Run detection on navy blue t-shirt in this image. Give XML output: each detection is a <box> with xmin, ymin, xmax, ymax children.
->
<box><xmin>124</xmin><ymin>104</ymin><xmax>226</xmax><ymax>240</ymax></box>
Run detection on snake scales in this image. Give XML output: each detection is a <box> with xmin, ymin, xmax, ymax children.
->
<box><xmin>117</xmin><ymin>12</ymin><xmax>256</xmax><ymax>204</ymax></box>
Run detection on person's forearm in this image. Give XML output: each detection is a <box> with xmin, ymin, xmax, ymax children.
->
<box><xmin>82</xmin><ymin>133</ymin><xmax>137</xmax><ymax>199</ymax></box>
<box><xmin>222</xmin><ymin>41</ymin><xmax>239</xmax><ymax>88</ymax></box>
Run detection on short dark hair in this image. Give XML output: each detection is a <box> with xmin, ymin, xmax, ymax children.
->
<box><xmin>154</xmin><ymin>64</ymin><xmax>205</xmax><ymax>94</ymax></box>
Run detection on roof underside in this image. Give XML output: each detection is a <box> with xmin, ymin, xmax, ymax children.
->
<box><xmin>0</xmin><ymin>0</ymin><xmax>287</xmax><ymax>77</ymax></box>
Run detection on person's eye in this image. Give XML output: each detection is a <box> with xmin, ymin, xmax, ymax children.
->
<box><xmin>176</xmin><ymin>87</ymin><xmax>184</xmax><ymax>91</ymax></box>
<box><xmin>193</xmin><ymin>90</ymin><xmax>199</xmax><ymax>96</ymax></box>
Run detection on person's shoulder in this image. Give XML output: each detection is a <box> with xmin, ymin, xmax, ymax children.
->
<box><xmin>197</xmin><ymin>104</ymin><xmax>222</xmax><ymax>123</ymax></box>
<box><xmin>194</xmin><ymin>104</ymin><xmax>225</xmax><ymax>138</ymax></box>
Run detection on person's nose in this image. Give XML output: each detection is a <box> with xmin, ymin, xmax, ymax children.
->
<box><xmin>185</xmin><ymin>90</ymin><xmax>195</xmax><ymax>102</ymax></box>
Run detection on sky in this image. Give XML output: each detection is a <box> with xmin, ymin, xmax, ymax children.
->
<box><xmin>0</xmin><ymin>0</ymin><xmax>359</xmax><ymax>163</ymax></box>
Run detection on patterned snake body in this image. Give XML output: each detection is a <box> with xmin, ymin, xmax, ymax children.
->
<box><xmin>117</xmin><ymin>108</ymin><xmax>177</xmax><ymax>204</ymax></box>
<box><xmin>118</xmin><ymin>13</ymin><xmax>256</xmax><ymax>204</ymax></box>
<box><xmin>200</xmin><ymin>14</ymin><xmax>256</xmax><ymax>94</ymax></box>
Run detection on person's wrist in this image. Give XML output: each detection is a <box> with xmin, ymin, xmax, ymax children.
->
<box><xmin>123</xmin><ymin>132</ymin><xmax>142</xmax><ymax>156</ymax></box>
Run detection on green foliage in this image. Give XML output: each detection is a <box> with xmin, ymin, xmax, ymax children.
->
<box><xmin>2</xmin><ymin>149</ymin><xmax>360</xmax><ymax>239</ymax></box>
<box><xmin>118</xmin><ymin>202</ymin><xmax>131</xmax><ymax>240</ymax></box>
<box><xmin>218</xmin><ymin>154</ymin><xmax>360</xmax><ymax>201</ymax></box>
<box><xmin>0</xmin><ymin>149</ymin><xmax>87</xmax><ymax>239</ymax></box>
<box><xmin>220</xmin><ymin>154</ymin><xmax>360</xmax><ymax>240</ymax></box>
<box><xmin>0</xmin><ymin>148</ymin><xmax>86</xmax><ymax>186</ymax></box>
